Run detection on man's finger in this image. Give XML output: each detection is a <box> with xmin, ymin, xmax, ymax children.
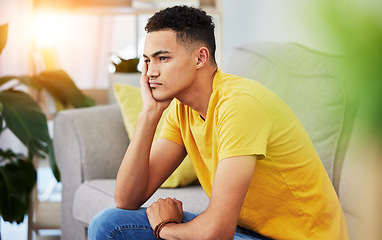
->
<box><xmin>140</xmin><ymin>62</ymin><xmax>149</xmax><ymax>85</ymax></box>
<box><xmin>173</xmin><ymin>198</ymin><xmax>183</xmax><ymax>215</ymax></box>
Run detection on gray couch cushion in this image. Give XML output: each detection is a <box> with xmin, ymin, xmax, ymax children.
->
<box><xmin>73</xmin><ymin>180</ymin><xmax>209</xmax><ymax>226</ymax></box>
<box><xmin>224</xmin><ymin>42</ymin><xmax>357</xmax><ymax>191</ymax></box>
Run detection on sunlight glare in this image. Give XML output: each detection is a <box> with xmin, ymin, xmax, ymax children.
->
<box><xmin>34</xmin><ymin>13</ymin><xmax>68</xmax><ymax>49</ymax></box>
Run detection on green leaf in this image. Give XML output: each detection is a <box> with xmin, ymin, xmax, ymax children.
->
<box><xmin>0</xmin><ymin>153</ymin><xmax>36</xmax><ymax>224</ymax></box>
<box><xmin>0</xmin><ymin>23</ymin><xmax>8</xmax><ymax>55</ymax></box>
<box><xmin>48</xmin><ymin>143</ymin><xmax>60</xmax><ymax>182</ymax></box>
<box><xmin>32</xmin><ymin>70</ymin><xmax>95</xmax><ymax>108</ymax></box>
<box><xmin>113</xmin><ymin>57</ymin><xmax>140</xmax><ymax>73</ymax></box>
<box><xmin>0</xmin><ymin>75</ymin><xmax>37</xmax><ymax>89</ymax></box>
<box><xmin>0</xmin><ymin>163</ymin><xmax>11</xmax><ymax>221</ymax></box>
<box><xmin>0</xmin><ymin>90</ymin><xmax>51</xmax><ymax>158</ymax></box>
<box><xmin>18</xmin><ymin>158</ymin><xmax>37</xmax><ymax>192</ymax></box>
<box><xmin>0</xmin><ymin>102</ymin><xmax>3</xmax><ymax>134</ymax></box>
<box><xmin>0</xmin><ymin>76</ymin><xmax>18</xmax><ymax>86</ymax></box>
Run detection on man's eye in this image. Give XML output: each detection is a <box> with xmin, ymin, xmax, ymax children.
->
<box><xmin>159</xmin><ymin>57</ymin><xmax>168</xmax><ymax>61</ymax></box>
<box><xmin>144</xmin><ymin>59</ymin><xmax>150</xmax><ymax>64</ymax></box>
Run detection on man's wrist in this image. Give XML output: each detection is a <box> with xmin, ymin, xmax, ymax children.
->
<box><xmin>139</xmin><ymin>107</ymin><xmax>164</xmax><ymax>122</ymax></box>
<box><xmin>154</xmin><ymin>219</ymin><xmax>179</xmax><ymax>239</ymax></box>
<box><xmin>137</xmin><ymin>109</ymin><xmax>163</xmax><ymax>129</ymax></box>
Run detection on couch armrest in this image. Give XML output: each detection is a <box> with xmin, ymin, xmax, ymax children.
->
<box><xmin>54</xmin><ymin>104</ymin><xmax>129</xmax><ymax>182</ymax></box>
<box><xmin>54</xmin><ymin>104</ymin><xmax>129</xmax><ymax>240</ymax></box>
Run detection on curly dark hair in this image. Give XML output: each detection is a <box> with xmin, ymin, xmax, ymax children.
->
<box><xmin>145</xmin><ymin>5</ymin><xmax>216</xmax><ymax>64</ymax></box>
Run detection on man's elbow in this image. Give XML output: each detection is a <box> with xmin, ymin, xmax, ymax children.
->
<box><xmin>114</xmin><ymin>195</ymin><xmax>141</xmax><ymax>210</ymax></box>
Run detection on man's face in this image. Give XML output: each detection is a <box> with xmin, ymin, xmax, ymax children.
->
<box><xmin>143</xmin><ymin>30</ymin><xmax>197</xmax><ymax>102</ymax></box>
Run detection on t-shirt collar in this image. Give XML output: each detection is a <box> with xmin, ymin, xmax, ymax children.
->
<box><xmin>212</xmin><ymin>68</ymin><xmax>222</xmax><ymax>91</ymax></box>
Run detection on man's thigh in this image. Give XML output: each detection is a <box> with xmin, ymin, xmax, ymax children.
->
<box><xmin>88</xmin><ymin>207</ymin><xmax>154</xmax><ymax>240</ymax></box>
<box><xmin>89</xmin><ymin>207</ymin><xmax>271</xmax><ymax>240</ymax></box>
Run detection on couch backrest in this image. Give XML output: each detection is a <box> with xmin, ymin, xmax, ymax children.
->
<box><xmin>224</xmin><ymin>42</ymin><xmax>357</xmax><ymax>192</ymax></box>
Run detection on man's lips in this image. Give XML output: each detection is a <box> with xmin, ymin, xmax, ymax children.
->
<box><xmin>149</xmin><ymin>81</ymin><xmax>162</xmax><ymax>88</ymax></box>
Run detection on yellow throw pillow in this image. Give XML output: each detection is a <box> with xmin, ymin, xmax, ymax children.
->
<box><xmin>113</xmin><ymin>83</ymin><xmax>197</xmax><ymax>188</ymax></box>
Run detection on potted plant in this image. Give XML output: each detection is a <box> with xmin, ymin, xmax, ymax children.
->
<box><xmin>109</xmin><ymin>55</ymin><xmax>141</xmax><ymax>103</ymax></box>
<box><xmin>0</xmin><ymin>22</ymin><xmax>94</xmax><ymax>226</ymax></box>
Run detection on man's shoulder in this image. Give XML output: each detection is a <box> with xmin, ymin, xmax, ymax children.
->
<box><xmin>216</xmin><ymin>71</ymin><xmax>263</xmax><ymax>94</ymax></box>
<box><xmin>213</xmin><ymin>71</ymin><xmax>264</xmax><ymax>102</ymax></box>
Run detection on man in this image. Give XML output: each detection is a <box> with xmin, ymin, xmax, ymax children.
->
<box><xmin>89</xmin><ymin>5</ymin><xmax>348</xmax><ymax>240</ymax></box>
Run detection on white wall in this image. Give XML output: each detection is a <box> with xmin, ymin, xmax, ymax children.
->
<box><xmin>220</xmin><ymin>0</ymin><xmax>333</xmax><ymax>67</ymax></box>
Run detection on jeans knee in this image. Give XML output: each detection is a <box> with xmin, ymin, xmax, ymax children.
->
<box><xmin>89</xmin><ymin>208</ymin><xmax>117</xmax><ymax>240</ymax></box>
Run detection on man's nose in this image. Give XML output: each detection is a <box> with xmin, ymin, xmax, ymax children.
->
<box><xmin>146</xmin><ymin>63</ymin><xmax>159</xmax><ymax>78</ymax></box>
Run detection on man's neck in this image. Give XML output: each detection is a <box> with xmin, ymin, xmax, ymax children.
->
<box><xmin>176</xmin><ymin>66</ymin><xmax>218</xmax><ymax>119</ymax></box>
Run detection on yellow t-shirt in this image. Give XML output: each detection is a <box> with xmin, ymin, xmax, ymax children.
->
<box><xmin>160</xmin><ymin>69</ymin><xmax>348</xmax><ymax>239</ymax></box>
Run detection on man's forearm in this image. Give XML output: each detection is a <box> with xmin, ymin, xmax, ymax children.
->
<box><xmin>159</xmin><ymin>210</ymin><xmax>236</xmax><ymax>240</ymax></box>
<box><xmin>114</xmin><ymin>109</ymin><xmax>162</xmax><ymax>209</ymax></box>
<box><xmin>147</xmin><ymin>156</ymin><xmax>257</xmax><ymax>240</ymax></box>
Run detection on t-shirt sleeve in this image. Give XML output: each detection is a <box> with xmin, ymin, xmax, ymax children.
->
<box><xmin>159</xmin><ymin>102</ymin><xmax>184</xmax><ymax>146</ymax></box>
<box><xmin>217</xmin><ymin>94</ymin><xmax>272</xmax><ymax>161</ymax></box>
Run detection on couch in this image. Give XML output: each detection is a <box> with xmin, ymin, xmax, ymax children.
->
<box><xmin>55</xmin><ymin>42</ymin><xmax>370</xmax><ymax>240</ymax></box>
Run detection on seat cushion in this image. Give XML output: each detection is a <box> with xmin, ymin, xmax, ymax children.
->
<box><xmin>73</xmin><ymin>179</ymin><xmax>209</xmax><ymax>226</ymax></box>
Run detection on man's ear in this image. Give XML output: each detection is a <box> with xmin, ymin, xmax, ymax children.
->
<box><xmin>196</xmin><ymin>47</ymin><xmax>209</xmax><ymax>69</ymax></box>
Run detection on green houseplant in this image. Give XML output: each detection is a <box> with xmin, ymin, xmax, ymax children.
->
<box><xmin>109</xmin><ymin>55</ymin><xmax>141</xmax><ymax>103</ymax></box>
<box><xmin>112</xmin><ymin>56</ymin><xmax>140</xmax><ymax>73</ymax></box>
<box><xmin>0</xmin><ymin>22</ymin><xmax>94</xmax><ymax>225</ymax></box>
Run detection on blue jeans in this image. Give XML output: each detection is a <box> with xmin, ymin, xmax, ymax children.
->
<box><xmin>88</xmin><ymin>208</ymin><xmax>272</xmax><ymax>240</ymax></box>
